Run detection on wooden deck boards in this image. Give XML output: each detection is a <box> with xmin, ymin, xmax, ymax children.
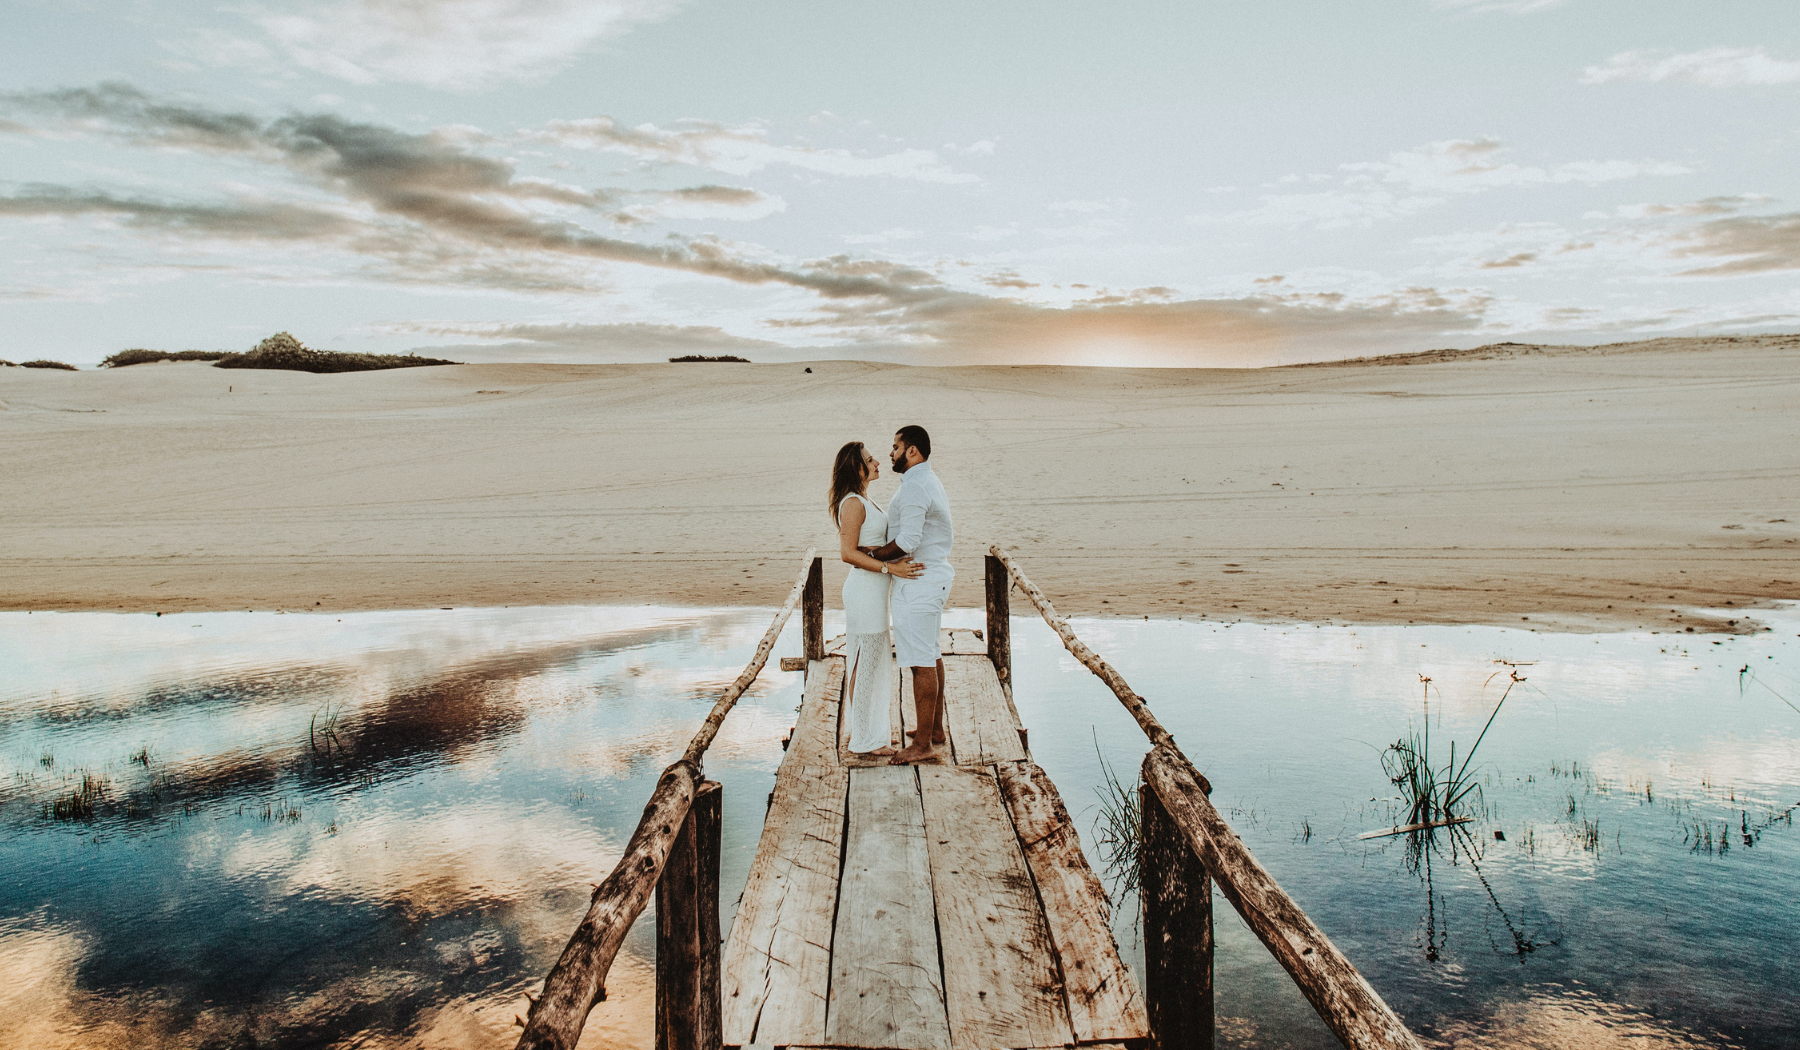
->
<box><xmin>828</xmin><ymin>765</ymin><xmax>951</xmax><ymax>1049</ymax></box>
<box><xmin>723</xmin><ymin>650</ymin><xmax>1147</xmax><ymax>1049</ymax></box>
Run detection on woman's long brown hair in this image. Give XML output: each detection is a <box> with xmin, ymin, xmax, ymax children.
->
<box><xmin>829</xmin><ymin>441</ymin><xmax>868</xmax><ymax>526</ymax></box>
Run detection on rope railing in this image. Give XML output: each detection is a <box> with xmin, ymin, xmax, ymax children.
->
<box><xmin>988</xmin><ymin>545</ymin><xmax>1425</xmax><ymax>1050</ymax></box>
<box><xmin>516</xmin><ymin>548</ymin><xmax>817</xmax><ymax>1050</ymax></box>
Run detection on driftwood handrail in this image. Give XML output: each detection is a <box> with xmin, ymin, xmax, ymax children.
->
<box><xmin>988</xmin><ymin>546</ymin><xmax>1425</xmax><ymax>1050</ymax></box>
<box><xmin>987</xmin><ymin>546</ymin><xmax>1174</xmax><ymax>749</ymax></box>
<box><xmin>516</xmin><ymin>548</ymin><xmax>817</xmax><ymax>1050</ymax></box>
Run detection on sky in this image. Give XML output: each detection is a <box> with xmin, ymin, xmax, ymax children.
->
<box><xmin>1</xmin><ymin>0</ymin><xmax>1797</xmax><ymax>367</ymax></box>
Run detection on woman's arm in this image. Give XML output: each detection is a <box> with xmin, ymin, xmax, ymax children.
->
<box><xmin>839</xmin><ymin>500</ymin><xmax>921</xmax><ymax>577</ymax></box>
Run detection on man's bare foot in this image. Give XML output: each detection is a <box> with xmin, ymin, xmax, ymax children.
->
<box><xmin>849</xmin><ymin>746</ymin><xmax>897</xmax><ymax>759</ymax></box>
<box><xmin>889</xmin><ymin>742</ymin><xmax>937</xmax><ymax>765</ymax></box>
<box><xmin>931</xmin><ymin>731</ymin><xmax>946</xmax><ymax>745</ymax></box>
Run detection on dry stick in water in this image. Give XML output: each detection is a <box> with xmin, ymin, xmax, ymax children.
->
<box><xmin>516</xmin><ymin>549</ymin><xmax>817</xmax><ymax>1050</ymax></box>
<box><xmin>988</xmin><ymin>545</ymin><xmax>1175</xmax><ymax>749</ymax></box>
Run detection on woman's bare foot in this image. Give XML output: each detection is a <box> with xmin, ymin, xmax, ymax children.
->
<box><xmin>849</xmin><ymin>745</ymin><xmax>896</xmax><ymax>759</ymax></box>
<box><xmin>889</xmin><ymin>741</ymin><xmax>938</xmax><ymax>765</ymax></box>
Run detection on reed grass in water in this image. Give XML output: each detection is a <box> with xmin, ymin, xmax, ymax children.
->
<box><xmin>1091</xmin><ymin>731</ymin><xmax>1143</xmax><ymax>913</ymax></box>
<box><xmin>1381</xmin><ymin>668</ymin><xmax>1518</xmax><ymax>829</ymax></box>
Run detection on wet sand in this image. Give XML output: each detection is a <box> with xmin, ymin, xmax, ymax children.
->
<box><xmin>2</xmin><ymin>334</ymin><xmax>1796</xmax><ymax>632</ymax></box>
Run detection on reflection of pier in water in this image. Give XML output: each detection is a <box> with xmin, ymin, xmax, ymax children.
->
<box><xmin>516</xmin><ymin>550</ymin><xmax>1429</xmax><ymax>1050</ymax></box>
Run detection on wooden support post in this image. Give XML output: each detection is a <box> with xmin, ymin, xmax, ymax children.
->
<box><xmin>1143</xmin><ymin>744</ymin><xmax>1425</xmax><ymax>1050</ymax></box>
<box><xmin>656</xmin><ymin>780</ymin><xmax>722</xmax><ymax>1050</ymax></box>
<box><xmin>802</xmin><ymin>556</ymin><xmax>824</xmax><ymax>661</ymax></box>
<box><xmin>984</xmin><ymin>553</ymin><xmax>1012</xmax><ymax>704</ymax></box>
<box><xmin>1140</xmin><ymin>782</ymin><xmax>1213</xmax><ymax>1050</ymax></box>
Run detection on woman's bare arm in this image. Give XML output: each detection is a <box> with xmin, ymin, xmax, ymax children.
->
<box><xmin>839</xmin><ymin>500</ymin><xmax>920</xmax><ymax>576</ymax></box>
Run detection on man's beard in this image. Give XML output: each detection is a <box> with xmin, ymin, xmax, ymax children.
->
<box><xmin>891</xmin><ymin>455</ymin><xmax>909</xmax><ymax>474</ymax></box>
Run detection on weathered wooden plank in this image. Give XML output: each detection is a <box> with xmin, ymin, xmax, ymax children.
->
<box><xmin>779</xmin><ymin>658</ymin><xmax>843</xmax><ymax>774</ymax></box>
<box><xmin>1141</xmin><ymin>780</ymin><xmax>1213</xmax><ymax>1050</ymax></box>
<box><xmin>827</xmin><ymin>765</ymin><xmax>950</xmax><ymax>1050</ymax></box>
<box><xmin>918</xmin><ymin>765</ymin><xmax>1073</xmax><ymax>1050</ymax></box>
<box><xmin>720</xmin><ymin>765</ymin><xmax>849</xmax><ymax>1046</ymax></box>
<box><xmin>941</xmin><ymin>656</ymin><xmax>1027</xmax><ymax>767</ymax></box>
<box><xmin>1143</xmin><ymin>744</ymin><xmax>1424</xmax><ymax>1050</ymax></box>
<box><xmin>657</xmin><ymin>780</ymin><xmax>722</xmax><ymax>1050</ymax></box>
<box><xmin>994</xmin><ymin>761</ymin><xmax>1149</xmax><ymax>1043</ymax></box>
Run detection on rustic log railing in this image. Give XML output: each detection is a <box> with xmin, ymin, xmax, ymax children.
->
<box><xmin>987</xmin><ymin>546</ymin><xmax>1426</xmax><ymax>1050</ymax></box>
<box><xmin>515</xmin><ymin>549</ymin><xmax>817</xmax><ymax>1050</ymax></box>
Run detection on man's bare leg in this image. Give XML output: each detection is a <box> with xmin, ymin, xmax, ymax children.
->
<box><xmin>931</xmin><ymin>657</ymin><xmax>947</xmax><ymax>744</ymax></box>
<box><xmin>891</xmin><ymin>665</ymin><xmax>941</xmax><ymax>764</ymax></box>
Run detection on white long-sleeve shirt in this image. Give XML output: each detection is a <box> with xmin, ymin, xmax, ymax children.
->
<box><xmin>886</xmin><ymin>461</ymin><xmax>954</xmax><ymax>580</ymax></box>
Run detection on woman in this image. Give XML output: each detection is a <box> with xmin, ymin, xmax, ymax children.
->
<box><xmin>830</xmin><ymin>441</ymin><xmax>922</xmax><ymax>757</ymax></box>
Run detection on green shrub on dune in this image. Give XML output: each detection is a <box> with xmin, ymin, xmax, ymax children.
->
<box><xmin>101</xmin><ymin>349</ymin><xmax>238</xmax><ymax>368</ymax></box>
<box><xmin>213</xmin><ymin>332</ymin><xmax>458</xmax><ymax>374</ymax></box>
<box><xmin>19</xmin><ymin>359</ymin><xmax>77</xmax><ymax>370</ymax></box>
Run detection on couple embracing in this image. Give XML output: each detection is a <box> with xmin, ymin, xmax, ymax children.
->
<box><xmin>828</xmin><ymin>425</ymin><xmax>953</xmax><ymax>765</ymax></box>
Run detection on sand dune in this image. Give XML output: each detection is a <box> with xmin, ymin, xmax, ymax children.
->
<box><xmin>2</xmin><ymin>335</ymin><xmax>1796</xmax><ymax>632</ymax></box>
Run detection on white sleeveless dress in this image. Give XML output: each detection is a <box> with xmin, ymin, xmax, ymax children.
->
<box><xmin>839</xmin><ymin>493</ymin><xmax>895</xmax><ymax>752</ymax></box>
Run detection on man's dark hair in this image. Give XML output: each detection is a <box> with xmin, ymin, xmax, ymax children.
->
<box><xmin>895</xmin><ymin>424</ymin><xmax>931</xmax><ymax>460</ymax></box>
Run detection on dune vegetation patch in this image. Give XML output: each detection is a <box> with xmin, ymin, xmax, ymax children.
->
<box><xmin>101</xmin><ymin>349</ymin><xmax>238</xmax><ymax>368</ymax></box>
<box><xmin>213</xmin><ymin>333</ymin><xmax>458</xmax><ymax>374</ymax></box>
<box><xmin>669</xmin><ymin>354</ymin><xmax>750</xmax><ymax>363</ymax></box>
<box><xmin>17</xmin><ymin>359</ymin><xmax>78</xmax><ymax>370</ymax></box>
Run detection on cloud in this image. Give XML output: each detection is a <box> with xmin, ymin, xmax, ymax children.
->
<box><xmin>0</xmin><ymin>84</ymin><xmax>861</xmax><ymax>295</ymax></box>
<box><xmin>1193</xmin><ymin>136</ymin><xmax>1690</xmax><ymax>229</ymax></box>
<box><xmin>1344</xmin><ymin>136</ymin><xmax>1689</xmax><ymax>193</ymax></box>
<box><xmin>526</xmin><ymin>116</ymin><xmax>980</xmax><ymax>183</ymax></box>
<box><xmin>841</xmin><ymin>227</ymin><xmax>921</xmax><ymax>244</ymax></box>
<box><xmin>0</xmin><ymin>184</ymin><xmax>357</xmax><ymax>239</ymax></box>
<box><xmin>1430</xmin><ymin>0</ymin><xmax>1569</xmax><ymax>13</ymax></box>
<box><xmin>1668</xmin><ymin>212</ymin><xmax>1800</xmax><ymax>275</ymax></box>
<box><xmin>247</xmin><ymin>0</ymin><xmax>682</xmax><ymax>90</ymax></box>
<box><xmin>0</xmin><ymin>83</ymin><xmax>1497</xmax><ymax>364</ymax></box>
<box><xmin>1581</xmin><ymin>47</ymin><xmax>1800</xmax><ymax>87</ymax></box>
<box><xmin>386</xmin><ymin>320</ymin><xmax>783</xmax><ymax>360</ymax></box>
<box><xmin>1046</xmin><ymin>198</ymin><xmax>1124</xmax><ymax>214</ymax></box>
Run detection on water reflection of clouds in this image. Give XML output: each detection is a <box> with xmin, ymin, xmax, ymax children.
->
<box><xmin>205</xmin><ymin>801</ymin><xmax>619</xmax><ymax>919</ymax></box>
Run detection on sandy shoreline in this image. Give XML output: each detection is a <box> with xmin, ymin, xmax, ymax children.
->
<box><xmin>3</xmin><ymin>335</ymin><xmax>1796</xmax><ymax>633</ymax></box>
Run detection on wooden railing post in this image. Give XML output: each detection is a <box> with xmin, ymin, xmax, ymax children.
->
<box><xmin>657</xmin><ymin>780</ymin><xmax>722</xmax><ymax>1050</ymax></box>
<box><xmin>1141</xmin><ymin>781</ymin><xmax>1214</xmax><ymax>1050</ymax></box>
<box><xmin>802</xmin><ymin>556</ymin><xmax>824</xmax><ymax>661</ymax></box>
<box><xmin>1144</xmin><ymin>744</ymin><xmax>1424</xmax><ymax>1050</ymax></box>
<box><xmin>984</xmin><ymin>553</ymin><xmax>1012</xmax><ymax>702</ymax></box>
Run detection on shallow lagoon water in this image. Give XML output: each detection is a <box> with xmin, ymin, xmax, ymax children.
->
<box><xmin>2</xmin><ymin>605</ymin><xmax>1797</xmax><ymax>1049</ymax></box>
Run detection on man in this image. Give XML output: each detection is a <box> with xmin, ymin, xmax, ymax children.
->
<box><xmin>864</xmin><ymin>424</ymin><xmax>954</xmax><ymax>765</ymax></box>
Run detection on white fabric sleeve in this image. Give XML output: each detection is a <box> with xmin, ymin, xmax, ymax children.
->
<box><xmin>890</xmin><ymin>483</ymin><xmax>925</xmax><ymax>553</ymax></box>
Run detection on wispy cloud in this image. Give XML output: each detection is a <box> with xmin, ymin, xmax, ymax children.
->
<box><xmin>1581</xmin><ymin>47</ymin><xmax>1800</xmax><ymax>88</ymax></box>
<box><xmin>241</xmin><ymin>0</ymin><xmax>682</xmax><ymax>90</ymax></box>
<box><xmin>1429</xmin><ymin>0</ymin><xmax>1570</xmax><ymax>14</ymax></box>
<box><xmin>526</xmin><ymin>116</ymin><xmax>980</xmax><ymax>183</ymax></box>
<box><xmin>386</xmin><ymin>320</ymin><xmax>782</xmax><ymax>360</ymax></box>
<box><xmin>1669</xmin><ymin>213</ymin><xmax>1800</xmax><ymax>275</ymax></box>
<box><xmin>1191</xmin><ymin>137</ymin><xmax>1688</xmax><ymax>229</ymax></box>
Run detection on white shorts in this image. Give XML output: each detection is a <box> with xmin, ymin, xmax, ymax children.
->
<box><xmin>891</xmin><ymin>575</ymin><xmax>951</xmax><ymax>668</ymax></box>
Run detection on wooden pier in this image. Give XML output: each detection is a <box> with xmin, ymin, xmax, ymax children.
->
<box><xmin>722</xmin><ymin>625</ymin><xmax>1145</xmax><ymax>1048</ymax></box>
<box><xmin>516</xmin><ymin>550</ymin><xmax>1426</xmax><ymax>1050</ymax></box>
